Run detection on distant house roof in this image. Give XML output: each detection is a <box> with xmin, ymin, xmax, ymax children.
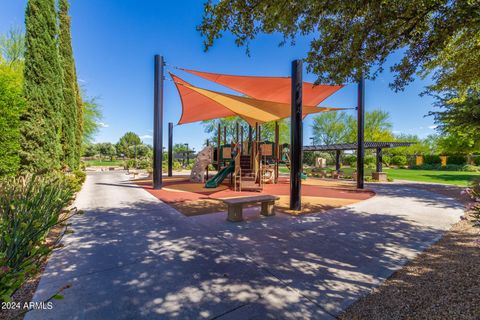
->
<box><xmin>303</xmin><ymin>141</ymin><xmax>413</xmax><ymax>152</ymax></box>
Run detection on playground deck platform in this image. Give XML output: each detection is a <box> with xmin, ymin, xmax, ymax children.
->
<box><xmin>135</xmin><ymin>175</ymin><xmax>375</xmax><ymax>216</ymax></box>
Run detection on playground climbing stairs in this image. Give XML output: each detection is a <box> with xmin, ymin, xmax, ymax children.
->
<box><xmin>238</xmin><ymin>155</ymin><xmax>262</xmax><ymax>191</ymax></box>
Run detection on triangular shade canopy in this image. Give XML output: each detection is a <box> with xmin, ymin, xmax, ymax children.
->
<box><xmin>171</xmin><ymin>73</ymin><xmax>343</xmax><ymax>126</ymax></box>
<box><xmin>171</xmin><ymin>74</ymin><xmax>236</xmax><ymax>124</ymax></box>
<box><xmin>181</xmin><ymin>68</ymin><xmax>344</xmax><ymax>106</ymax></box>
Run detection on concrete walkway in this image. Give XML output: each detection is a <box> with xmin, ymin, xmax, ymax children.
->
<box><xmin>26</xmin><ymin>172</ymin><xmax>463</xmax><ymax>320</ymax></box>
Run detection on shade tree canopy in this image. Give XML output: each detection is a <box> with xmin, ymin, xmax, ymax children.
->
<box><xmin>199</xmin><ymin>0</ymin><xmax>479</xmax><ymax>92</ymax></box>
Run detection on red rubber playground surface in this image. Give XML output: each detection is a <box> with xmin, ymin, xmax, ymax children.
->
<box><xmin>136</xmin><ymin>176</ymin><xmax>375</xmax><ymax>216</ymax></box>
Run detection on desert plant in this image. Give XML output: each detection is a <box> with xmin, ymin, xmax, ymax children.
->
<box><xmin>0</xmin><ymin>174</ymin><xmax>77</xmax><ymax>301</ymax></box>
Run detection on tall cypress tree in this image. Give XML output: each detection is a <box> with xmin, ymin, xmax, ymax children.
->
<box><xmin>74</xmin><ymin>67</ymin><xmax>84</xmax><ymax>163</ymax></box>
<box><xmin>58</xmin><ymin>0</ymin><xmax>78</xmax><ymax>169</ymax></box>
<box><xmin>21</xmin><ymin>0</ymin><xmax>64</xmax><ymax>172</ymax></box>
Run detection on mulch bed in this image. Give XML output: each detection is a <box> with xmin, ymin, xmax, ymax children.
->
<box><xmin>136</xmin><ymin>176</ymin><xmax>374</xmax><ymax>216</ymax></box>
<box><xmin>338</xmin><ymin>194</ymin><xmax>480</xmax><ymax>319</ymax></box>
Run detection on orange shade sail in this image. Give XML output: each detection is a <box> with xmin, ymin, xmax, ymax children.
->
<box><xmin>171</xmin><ymin>73</ymin><xmax>235</xmax><ymax>124</ymax></box>
<box><xmin>181</xmin><ymin>68</ymin><xmax>344</xmax><ymax>106</ymax></box>
<box><xmin>171</xmin><ymin>73</ymin><xmax>344</xmax><ymax>126</ymax></box>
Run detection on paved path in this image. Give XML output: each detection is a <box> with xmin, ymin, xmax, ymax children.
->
<box><xmin>27</xmin><ymin>172</ymin><xmax>463</xmax><ymax>320</ymax></box>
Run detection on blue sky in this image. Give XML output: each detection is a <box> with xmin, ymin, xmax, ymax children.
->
<box><xmin>0</xmin><ymin>0</ymin><xmax>438</xmax><ymax>151</ymax></box>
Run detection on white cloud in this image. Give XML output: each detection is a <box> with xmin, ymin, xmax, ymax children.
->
<box><xmin>78</xmin><ymin>78</ymin><xmax>86</xmax><ymax>83</ymax></box>
<box><xmin>428</xmin><ymin>125</ymin><xmax>438</xmax><ymax>129</ymax></box>
<box><xmin>97</xmin><ymin>122</ymin><xmax>109</xmax><ymax>128</ymax></box>
<box><xmin>140</xmin><ymin>135</ymin><xmax>153</xmax><ymax>139</ymax></box>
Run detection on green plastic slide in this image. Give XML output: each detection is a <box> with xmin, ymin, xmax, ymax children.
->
<box><xmin>205</xmin><ymin>161</ymin><xmax>235</xmax><ymax>188</ymax></box>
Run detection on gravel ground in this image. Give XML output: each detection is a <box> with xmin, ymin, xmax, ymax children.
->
<box><xmin>338</xmin><ymin>212</ymin><xmax>480</xmax><ymax>320</ymax></box>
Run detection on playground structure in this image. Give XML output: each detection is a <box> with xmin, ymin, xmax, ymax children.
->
<box><xmin>190</xmin><ymin>124</ymin><xmax>286</xmax><ymax>191</ymax></box>
<box><xmin>152</xmin><ymin>55</ymin><xmax>368</xmax><ymax>210</ymax></box>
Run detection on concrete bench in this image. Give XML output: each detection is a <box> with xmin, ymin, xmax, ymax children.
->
<box><xmin>222</xmin><ymin>195</ymin><xmax>280</xmax><ymax>222</ymax></box>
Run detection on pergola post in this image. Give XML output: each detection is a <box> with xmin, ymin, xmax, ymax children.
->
<box><xmin>335</xmin><ymin>150</ymin><xmax>341</xmax><ymax>172</ymax></box>
<box><xmin>168</xmin><ymin>122</ymin><xmax>173</xmax><ymax>177</ymax></box>
<box><xmin>290</xmin><ymin>59</ymin><xmax>303</xmax><ymax>210</ymax></box>
<box><xmin>376</xmin><ymin>147</ymin><xmax>383</xmax><ymax>172</ymax></box>
<box><xmin>153</xmin><ymin>55</ymin><xmax>164</xmax><ymax>189</ymax></box>
<box><xmin>356</xmin><ymin>77</ymin><xmax>365</xmax><ymax>189</ymax></box>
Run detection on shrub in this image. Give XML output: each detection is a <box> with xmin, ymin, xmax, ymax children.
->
<box><xmin>366</xmin><ymin>163</ymin><xmax>376</xmax><ymax>170</ymax></box>
<box><xmin>464</xmin><ymin>178</ymin><xmax>480</xmax><ymax>227</ymax></box>
<box><xmin>342</xmin><ymin>155</ymin><xmax>356</xmax><ymax>167</ymax></box>
<box><xmin>137</xmin><ymin>159</ymin><xmax>152</xmax><ymax>170</ymax></box>
<box><xmin>0</xmin><ymin>65</ymin><xmax>24</xmax><ymax>177</ymax></box>
<box><xmin>382</xmin><ymin>155</ymin><xmax>391</xmax><ymax>167</ymax></box>
<box><xmin>64</xmin><ymin>169</ymin><xmax>87</xmax><ymax>192</ymax></box>
<box><xmin>174</xmin><ymin>161</ymin><xmax>183</xmax><ymax>171</ymax></box>
<box><xmin>473</xmin><ymin>157</ymin><xmax>480</xmax><ymax>166</ymax></box>
<box><xmin>463</xmin><ymin>165</ymin><xmax>480</xmax><ymax>172</ymax></box>
<box><xmin>123</xmin><ymin>159</ymin><xmax>136</xmax><ymax>169</ymax></box>
<box><xmin>391</xmin><ymin>155</ymin><xmax>407</xmax><ymax>166</ymax></box>
<box><xmin>364</xmin><ymin>155</ymin><xmax>375</xmax><ymax>166</ymax></box>
<box><xmin>0</xmin><ymin>174</ymin><xmax>77</xmax><ymax>301</ymax></box>
<box><xmin>447</xmin><ymin>155</ymin><xmax>467</xmax><ymax>165</ymax></box>
<box><xmin>424</xmin><ymin>154</ymin><xmax>441</xmax><ymax>165</ymax></box>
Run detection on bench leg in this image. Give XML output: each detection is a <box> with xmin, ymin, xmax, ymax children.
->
<box><xmin>260</xmin><ymin>201</ymin><xmax>275</xmax><ymax>217</ymax></box>
<box><xmin>227</xmin><ymin>204</ymin><xmax>243</xmax><ymax>222</ymax></box>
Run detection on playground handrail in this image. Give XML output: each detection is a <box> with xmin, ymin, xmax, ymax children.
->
<box><xmin>233</xmin><ymin>145</ymin><xmax>242</xmax><ymax>191</ymax></box>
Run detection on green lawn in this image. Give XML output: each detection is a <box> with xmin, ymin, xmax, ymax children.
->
<box><xmin>384</xmin><ymin>168</ymin><xmax>480</xmax><ymax>186</ymax></box>
<box><xmin>83</xmin><ymin>159</ymin><xmax>124</xmax><ymax>167</ymax></box>
<box><xmin>280</xmin><ymin>165</ymin><xmax>479</xmax><ymax>186</ymax></box>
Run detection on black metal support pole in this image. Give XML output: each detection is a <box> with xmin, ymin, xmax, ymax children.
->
<box><xmin>275</xmin><ymin>121</ymin><xmax>279</xmax><ymax>184</ymax></box>
<box><xmin>376</xmin><ymin>147</ymin><xmax>382</xmax><ymax>173</ymax></box>
<box><xmin>153</xmin><ymin>55</ymin><xmax>164</xmax><ymax>189</ymax></box>
<box><xmin>206</xmin><ymin>139</ymin><xmax>209</xmax><ymax>180</ymax></box>
<box><xmin>168</xmin><ymin>122</ymin><xmax>173</xmax><ymax>177</ymax></box>
<box><xmin>357</xmin><ymin>77</ymin><xmax>365</xmax><ymax>189</ymax></box>
<box><xmin>223</xmin><ymin>126</ymin><xmax>227</xmax><ymax>145</ymax></box>
<box><xmin>290</xmin><ymin>59</ymin><xmax>303</xmax><ymax>210</ymax></box>
<box><xmin>217</xmin><ymin>123</ymin><xmax>221</xmax><ymax>169</ymax></box>
<box><xmin>335</xmin><ymin>150</ymin><xmax>341</xmax><ymax>172</ymax></box>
